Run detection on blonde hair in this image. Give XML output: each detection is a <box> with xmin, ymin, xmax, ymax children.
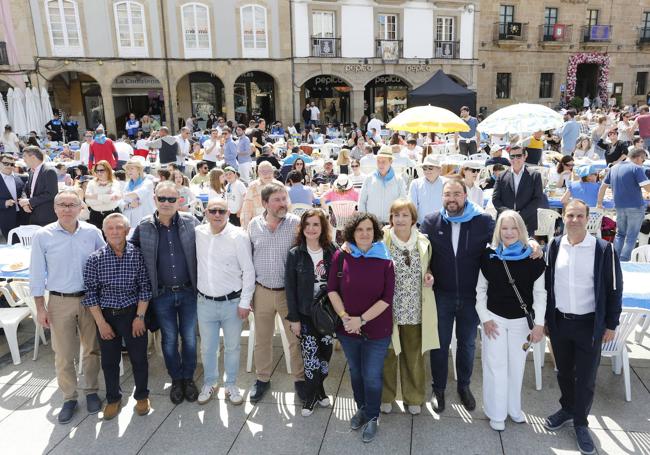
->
<box><xmin>124</xmin><ymin>158</ymin><xmax>145</xmax><ymax>179</ymax></box>
<box><xmin>209</xmin><ymin>167</ymin><xmax>225</xmax><ymax>194</ymax></box>
<box><xmin>491</xmin><ymin>210</ymin><xmax>529</xmax><ymax>248</ymax></box>
<box><xmin>336</xmin><ymin>148</ymin><xmax>350</xmax><ymax>166</ymax></box>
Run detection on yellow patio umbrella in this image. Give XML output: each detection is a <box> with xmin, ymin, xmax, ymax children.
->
<box><xmin>385</xmin><ymin>105</ymin><xmax>470</xmax><ymax>133</ymax></box>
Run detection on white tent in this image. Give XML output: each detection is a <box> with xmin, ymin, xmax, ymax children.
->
<box><xmin>6</xmin><ymin>87</ymin><xmax>14</xmax><ymax>127</ymax></box>
<box><xmin>11</xmin><ymin>89</ymin><xmax>28</xmax><ymax>136</ymax></box>
<box><xmin>40</xmin><ymin>87</ymin><xmax>53</xmax><ymax>132</ymax></box>
<box><xmin>24</xmin><ymin>88</ymin><xmax>42</xmax><ymax>134</ymax></box>
<box><xmin>0</xmin><ymin>92</ymin><xmax>8</xmax><ymax>129</ymax></box>
<box><xmin>30</xmin><ymin>87</ymin><xmax>44</xmax><ymax>133</ymax></box>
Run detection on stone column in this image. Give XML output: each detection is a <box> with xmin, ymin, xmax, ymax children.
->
<box><xmin>224</xmin><ymin>80</ymin><xmax>235</xmax><ymax>123</ymax></box>
<box><xmin>350</xmin><ymin>88</ymin><xmax>365</xmax><ymax>126</ymax></box>
<box><xmin>99</xmin><ymin>82</ymin><xmax>116</xmax><ymax>135</ymax></box>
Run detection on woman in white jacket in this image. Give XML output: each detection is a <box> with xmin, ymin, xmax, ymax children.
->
<box><xmin>120</xmin><ymin>158</ymin><xmax>155</xmax><ymax>227</ymax></box>
<box><xmin>84</xmin><ymin>159</ymin><xmax>122</xmax><ymax>230</ymax></box>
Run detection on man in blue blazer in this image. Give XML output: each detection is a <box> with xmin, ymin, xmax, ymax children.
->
<box><xmin>0</xmin><ymin>154</ymin><xmax>25</xmax><ymax>239</ymax></box>
<box><xmin>492</xmin><ymin>145</ymin><xmax>548</xmax><ymax>234</ymax></box>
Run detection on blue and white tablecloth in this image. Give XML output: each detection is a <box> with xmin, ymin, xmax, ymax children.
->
<box><xmin>621</xmin><ymin>262</ymin><xmax>650</xmax><ymax>310</ymax></box>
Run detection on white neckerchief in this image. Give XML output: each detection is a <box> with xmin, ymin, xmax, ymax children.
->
<box><xmin>390</xmin><ymin>226</ymin><xmax>418</xmax><ymax>251</ymax></box>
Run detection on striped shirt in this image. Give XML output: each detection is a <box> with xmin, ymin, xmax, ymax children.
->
<box><xmin>82</xmin><ymin>242</ymin><xmax>152</xmax><ymax>309</ymax></box>
<box><xmin>247</xmin><ymin>212</ymin><xmax>300</xmax><ymax>288</ymax></box>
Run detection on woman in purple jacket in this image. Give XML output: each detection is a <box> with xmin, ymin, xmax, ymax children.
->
<box><xmin>328</xmin><ymin>212</ymin><xmax>394</xmax><ymax>443</ymax></box>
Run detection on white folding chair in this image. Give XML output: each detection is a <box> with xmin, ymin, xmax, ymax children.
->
<box><xmin>326</xmin><ymin>201</ymin><xmax>357</xmax><ymax>234</ymax></box>
<box><xmin>601</xmin><ymin>308</ymin><xmax>646</xmax><ymax>401</ymax></box>
<box><xmin>535</xmin><ymin>208</ymin><xmax>561</xmax><ymax>244</ymax></box>
<box><xmin>246</xmin><ymin>312</ymin><xmax>292</xmax><ymax>374</ymax></box>
<box><xmin>6</xmin><ymin>225</ymin><xmax>41</xmax><ymax>246</ymax></box>
<box><xmin>8</xmin><ymin>281</ymin><xmax>48</xmax><ymax>361</ymax></box>
<box><xmin>630</xmin><ymin>245</ymin><xmax>650</xmax><ymax>263</ymax></box>
<box><xmin>290</xmin><ymin>203</ymin><xmax>313</xmax><ymax>217</ymax></box>
<box><xmin>586</xmin><ymin>209</ymin><xmax>604</xmax><ymax>239</ymax></box>
<box><xmin>0</xmin><ymin>285</ymin><xmax>32</xmax><ymax>365</ymax></box>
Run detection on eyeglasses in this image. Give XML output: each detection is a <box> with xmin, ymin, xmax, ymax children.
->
<box><xmin>55</xmin><ymin>203</ymin><xmax>80</xmax><ymax>209</ymax></box>
<box><xmin>510</xmin><ymin>153</ymin><xmax>524</xmax><ymax>159</ymax></box>
<box><xmin>95</xmin><ymin>168</ymin><xmax>106</xmax><ymax>173</ymax></box>
<box><xmin>207</xmin><ymin>208</ymin><xmax>228</xmax><ymax>215</ymax></box>
<box><xmin>156</xmin><ymin>196</ymin><xmax>177</xmax><ymax>203</ymax></box>
<box><xmin>522</xmin><ymin>334</ymin><xmax>532</xmax><ymax>352</ymax></box>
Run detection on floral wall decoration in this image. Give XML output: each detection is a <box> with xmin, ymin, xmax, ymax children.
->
<box><xmin>565</xmin><ymin>52</ymin><xmax>610</xmax><ymax>103</ymax></box>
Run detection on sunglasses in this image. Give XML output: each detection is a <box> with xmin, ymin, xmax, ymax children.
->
<box><xmin>465</xmin><ymin>168</ymin><xmax>480</xmax><ymax>173</ymax></box>
<box><xmin>522</xmin><ymin>334</ymin><xmax>532</xmax><ymax>351</ymax></box>
<box><xmin>422</xmin><ymin>166</ymin><xmax>437</xmax><ymax>171</ymax></box>
<box><xmin>351</xmin><ymin>165</ymin><xmax>360</xmax><ymax>168</ymax></box>
<box><xmin>156</xmin><ymin>196</ymin><xmax>178</xmax><ymax>203</ymax></box>
<box><xmin>566</xmin><ymin>163</ymin><xmax>574</xmax><ymax>167</ymax></box>
<box><xmin>95</xmin><ymin>168</ymin><xmax>106</xmax><ymax>173</ymax></box>
<box><xmin>207</xmin><ymin>208</ymin><xmax>228</xmax><ymax>215</ymax></box>
<box><xmin>403</xmin><ymin>250</ymin><xmax>411</xmax><ymax>267</ymax></box>
<box><xmin>510</xmin><ymin>154</ymin><xmax>524</xmax><ymax>159</ymax></box>
<box><xmin>1</xmin><ymin>161</ymin><xmax>14</xmax><ymax>166</ymax></box>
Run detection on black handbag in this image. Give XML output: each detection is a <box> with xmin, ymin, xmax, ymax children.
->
<box><xmin>502</xmin><ymin>260</ymin><xmax>535</xmax><ymax>330</ymax></box>
<box><xmin>311</xmin><ymin>250</ymin><xmax>344</xmax><ymax>336</ymax></box>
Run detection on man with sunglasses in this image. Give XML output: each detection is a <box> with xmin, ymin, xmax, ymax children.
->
<box><xmin>492</xmin><ymin>145</ymin><xmax>548</xmax><ymax>234</ymax></box>
<box><xmin>408</xmin><ymin>154</ymin><xmax>445</xmax><ymax>225</ymax></box>
<box><xmin>130</xmin><ymin>181</ymin><xmax>200</xmax><ymax>405</ymax></box>
<box><xmin>194</xmin><ymin>199</ymin><xmax>255</xmax><ymax>405</ymax></box>
<box><xmin>190</xmin><ymin>161</ymin><xmax>210</xmax><ymax>186</ymax></box>
<box><xmin>0</xmin><ymin>153</ymin><xmax>25</xmax><ymax>239</ymax></box>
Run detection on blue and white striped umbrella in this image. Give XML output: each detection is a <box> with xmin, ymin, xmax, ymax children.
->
<box><xmin>477</xmin><ymin>103</ymin><xmax>564</xmax><ymax>135</ymax></box>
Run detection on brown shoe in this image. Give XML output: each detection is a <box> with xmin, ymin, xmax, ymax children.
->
<box><xmin>134</xmin><ymin>398</ymin><xmax>150</xmax><ymax>416</ymax></box>
<box><xmin>103</xmin><ymin>401</ymin><xmax>122</xmax><ymax>420</ymax></box>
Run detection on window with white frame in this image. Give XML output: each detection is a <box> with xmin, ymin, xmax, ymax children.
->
<box><xmin>182</xmin><ymin>3</ymin><xmax>211</xmax><ymax>58</ymax></box>
<box><xmin>241</xmin><ymin>5</ymin><xmax>268</xmax><ymax>58</ymax></box>
<box><xmin>378</xmin><ymin>14</ymin><xmax>398</xmax><ymax>40</ymax></box>
<box><xmin>114</xmin><ymin>1</ymin><xmax>147</xmax><ymax>57</ymax></box>
<box><xmin>45</xmin><ymin>0</ymin><xmax>84</xmax><ymax>56</ymax></box>
<box><xmin>313</xmin><ymin>11</ymin><xmax>335</xmax><ymax>38</ymax></box>
<box><xmin>435</xmin><ymin>17</ymin><xmax>455</xmax><ymax>58</ymax></box>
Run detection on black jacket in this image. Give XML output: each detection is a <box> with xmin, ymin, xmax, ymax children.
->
<box><xmin>285</xmin><ymin>242</ymin><xmax>336</xmax><ymax>322</ymax></box>
<box><xmin>0</xmin><ymin>173</ymin><xmax>25</xmax><ymax>237</ymax></box>
<box><xmin>25</xmin><ymin>164</ymin><xmax>58</xmax><ymax>226</ymax></box>
<box><xmin>492</xmin><ymin>166</ymin><xmax>548</xmax><ymax>234</ymax></box>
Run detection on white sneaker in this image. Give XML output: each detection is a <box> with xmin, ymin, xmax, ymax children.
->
<box><xmin>407</xmin><ymin>405</ymin><xmax>421</xmax><ymax>415</ymax></box>
<box><xmin>197</xmin><ymin>385</ymin><xmax>216</xmax><ymax>405</ymax></box>
<box><xmin>226</xmin><ymin>385</ymin><xmax>243</xmax><ymax>405</ymax></box>
<box><xmin>510</xmin><ymin>414</ymin><xmax>526</xmax><ymax>424</ymax></box>
<box><xmin>380</xmin><ymin>403</ymin><xmax>392</xmax><ymax>414</ymax></box>
<box><xmin>317</xmin><ymin>396</ymin><xmax>330</xmax><ymax>408</ymax></box>
<box><xmin>489</xmin><ymin>420</ymin><xmax>505</xmax><ymax>431</ymax></box>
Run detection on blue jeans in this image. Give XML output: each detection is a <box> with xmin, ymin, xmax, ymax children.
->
<box><xmin>429</xmin><ymin>292</ymin><xmax>479</xmax><ymax>392</ymax></box>
<box><xmin>338</xmin><ymin>334</ymin><xmax>390</xmax><ymax>419</ymax></box>
<box><xmin>152</xmin><ymin>289</ymin><xmax>197</xmax><ymax>380</ymax></box>
<box><xmin>197</xmin><ymin>294</ymin><xmax>242</xmax><ymax>387</ymax></box>
<box><xmin>614</xmin><ymin>206</ymin><xmax>646</xmax><ymax>261</ymax></box>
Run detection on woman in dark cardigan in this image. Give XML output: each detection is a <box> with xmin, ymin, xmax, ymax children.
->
<box><xmin>328</xmin><ymin>212</ymin><xmax>394</xmax><ymax>443</ymax></box>
<box><xmin>285</xmin><ymin>209</ymin><xmax>337</xmax><ymax>417</ymax></box>
<box><xmin>475</xmin><ymin>210</ymin><xmax>546</xmax><ymax>432</ymax></box>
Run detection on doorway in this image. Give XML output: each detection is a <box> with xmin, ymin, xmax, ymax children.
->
<box><xmin>575</xmin><ymin>63</ymin><xmax>599</xmax><ymax>100</ymax></box>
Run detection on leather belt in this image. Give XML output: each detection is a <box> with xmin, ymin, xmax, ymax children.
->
<box><xmin>556</xmin><ymin>309</ymin><xmax>595</xmax><ymax>320</ymax></box>
<box><xmin>159</xmin><ymin>282</ymin><xmax>192</xmax><ymax>293</ymax></box>
<box><xmin>256</xmin><ymin>282</ymin><xmax>285</xmax><ymax>292</ymax></box>
<box><xmin>49</xmin><ymin>290</ymin><xmax>85</xmax><ymax>298</ymax></box>
<box><xmin>199</xmin><ymin>290</ymin><xmax>242</xmax><ymax>302</ymax></box>
<box><xmin>102</xmin><ymin>306</ymin><xmax>136</xmax><ymax>316</ymax></box>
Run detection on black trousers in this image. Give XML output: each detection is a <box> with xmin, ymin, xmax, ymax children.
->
<box><xmin>459</xmin><ymin>140</ymin><xmax>477</xmax><ymax>156</ymax></box>
<box><xmin>548</xmin><ymin>312</ymin><xmax>602</xmax><ymax>427</ymax></box>
<box><xmin>299</xmin><ymin>316</ymin><xmax>334</xmax><ymax>404</ymax></box>
<box><xmin>99</xmin><ymin>306</ymin><xmax>149</xmax><ymax>404</ymax></box>
<box><xmin>88</xmin><ymin>208</ymin><xmax>120</xmax><ymax>231</ymax></box>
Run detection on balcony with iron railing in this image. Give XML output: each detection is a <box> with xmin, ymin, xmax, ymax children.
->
<box><xmin>0</xmin><ymin>42</ymin><xmax>8</xmax><ymax>65</ymax></box>
<box><xmin>434</xmin><ymin>40</ymin><xmax>460</xmax><ymax>59</ymax></box>
<box><xmin>538</xmin><ymin>24</ymin><xmax>573</xmax><ymax>44</ymax></box>
<box><xmin>638</xmin><ymin>27</ymin><xmax>650</xmax><ymax>46</ymax></box>
<box><xmin>375</xmin><ymin>39</ymin><xmax>403</xmax><ymax>60</ymax></box>
<box><xmin>310</xmin><ymin>37</ymin><xmax>341</xmax><ymax>58</ymax></box>
<box><xmin>580</xmin><ymin>25</ymin><xmax>613</xmax><ymax>43</ymax></box>
<box><xmin>493</xmin><ymin>22</ymin><xmax>529</xmax><ymax>45</ymax></box>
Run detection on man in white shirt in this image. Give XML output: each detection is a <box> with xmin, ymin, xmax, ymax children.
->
<box><xmin>174</xmin><ymin>127</ymin><xmax>192</xmax><ymax>169</ymax></box>
<box><xmin>543</xmin><ymin>199</ymin><xmax>622</xmax><ymax>455</ymax></box>
<box><xmin>202</xmin><ymin>129</ymin><xmax>222</xmax><ymax>170</ymax></box>
<box><xmin>194</xmin><ymin>198</ymin><xmax>255</xmax><ymax>406</ymax></box>
<box><xmin>359</xmin><ymin>145</ymin><xmax>377</xmax><ymax>169</ymax></box>
<box><xmin>79</xmin><ymin>131</ymin><xmax>93</xmax><ymax>165</ymax></box>
<box><xmin>366</xmin><ymin>114</ymin><xmax>384</xmax><ymax>135</ymax></box>
<box><xmin>309</xmin><ymin>102</ymin><xmax>320</xmax><ymax>126</ymax></box>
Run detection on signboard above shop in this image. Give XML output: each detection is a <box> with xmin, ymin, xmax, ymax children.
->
<box><xmin>112</xmin><ymin>74</ymin><xmax>162</xmax><ymax>89</ymax></box>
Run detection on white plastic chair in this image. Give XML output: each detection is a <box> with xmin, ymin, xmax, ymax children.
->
<box><xmin>535</xmin><ymin>208</ymin><xmax>562</xmax><ymax>243</ymax></box>
<box><xmin>246</xmin><ymin>312</ymin><xmax>292</xmax><ymax>374</ymax></box>
<box><xmin>469</xmin><ymin>152</ymin><xmax>490</xmax><ymax>161</ymax></box>
<box><xmin>326</xmin><ymin>201</ymin><xmax>358</xmax><ymax>233</ymax></box>
<box><xmin>601</xmin><ymin>308</ymin><xmax>646</xmax><ymax>401</ymax></box>
<box><xmin>290</xmin><ymin>203</ymin><xmax>313</xmax><ymax>218</ymax></box>
<box><xmin>586</xmin><ymin>209</ymin><xmax>604</xmax><ymax>239</ymax></box>
<box><xmin>6</xmin><ymin>225</ymin><xmax>41</xmax><ymax>246</ymax></box>
<box><xmin>0</xmin><ymin>286</ymin><xmax>32</xmax><ymax>365</ymax></box>
<box><xmin>8</xmin><ymin>281</ymin><xmax>48</xmax><ymax>361</ymax></box>
<box><xmin>636</xmin><ymin>214</ymin><xmax>650</xmax><ymax>247</ymax></box>
<box><xmin>630</xmin><ymin>245</ymin><xmax>650</xmax><ymax>263</ymax></box>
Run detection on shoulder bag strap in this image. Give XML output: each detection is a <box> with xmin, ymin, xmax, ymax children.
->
<box><xmin>502</xmin><ymin>259</ymin><xmax>530</xmax><ymax>315</ymax></box>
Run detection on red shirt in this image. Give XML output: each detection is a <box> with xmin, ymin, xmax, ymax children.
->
<box><xmin>89</xmin><ymin>139</ymin><xmax>118</xmax><ymax>169</ymax></box>
<box><xmin>637</xmin><ymin>113</ymin><xmax>650</xmax><ymax>138</ymax></box>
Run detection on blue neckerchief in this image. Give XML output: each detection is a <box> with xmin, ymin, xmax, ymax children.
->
<box><xmin>348</xmin><ymin>242</ymin><xmax>391</xmax><ymax>260</ymax></box>
<box><xmin>375</xmin><ymin>167</ymin><xmax>395</xmax><ymax>184</ymax></box>
<box><xmin>94</xmin><ymin>134</ymin><xmax>107</xmax><ymax>145</ymax></box>
<box><xmin>127</xmin><ymin>177</ymin><xmax>143</xmax><ymax>192</ymax></box>
<box><xmin>440</xmin><ymin>200</ymin><xmax>483</xmax><ymax>223</ymax></box>
<box><xmin>490</xmin><ymin>241</ymin><xmax>532</xmax><ymax>261</ymax></box>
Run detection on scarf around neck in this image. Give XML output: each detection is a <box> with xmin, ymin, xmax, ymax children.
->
<box><xmin>375</xmin><ymin>167</ymin><xmax>395</xmax><ymax>184</ymax></box>
<box><xmin>490</xmin><ymin>241</ymin><xmax>532</xmax><ymax>261</ymax></box>
<box><xmin>440</xmin><ymin>200</ymin><xmax>483</xmax><ymax>224</ymax></box>
<box><xmin>94</xmin><ymin>134</ymin><xmax>107</xmax><ymax>145</ymax></box>
<box><xmin>349</xmin><ymin>242</ymin><xmax>391</xmax><ymax>260</ymax></box>
<box><xmin>389</xmin><ymin>226</ymin><xmax>418</xmax><ymax>251</ymax></box>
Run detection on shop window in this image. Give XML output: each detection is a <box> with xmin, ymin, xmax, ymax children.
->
<box><xmin>45</xmin><ymin>0</ymin><xmax>84</xmax><ymax>56</ymax></box>
<box><xmin>496</xmin><ymin>73</ymin><xmax>511</xmax><ymax>99</ymax></box>
<box><xmin>181</xmin><ymin>2</ymin><xmax>211</xmax><ymax>58</ymax></box>
<box><xmin>241</xmin><ymin>5</ymin><xmax>268</xmax><ymax>58</ymax></box>
<box><xmin>539</xmin><ymin>73</ymin><xmax>553</xmax><ymax>99</ymax></box>
<box><xmin>114</xmin><ymin>1</ymin><xmax>148</xmax><ymax>57</ymax></box>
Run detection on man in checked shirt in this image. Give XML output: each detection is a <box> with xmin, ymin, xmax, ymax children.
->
<box><xmin>83</xmin><ymin>213</ymin><xmax>153</xmax><ymax>420</ymax></box>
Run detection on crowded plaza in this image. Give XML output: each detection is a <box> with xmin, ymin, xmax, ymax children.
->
<box><xmin>2</xmin><ymin>1</ymin><xmax>650</xmax><ymax>454</ymax></box>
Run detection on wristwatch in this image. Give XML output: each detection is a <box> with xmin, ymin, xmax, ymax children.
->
<box><xmin>136</xmin><ymin>314</ymin><xmax>145</xmax><ymax>321</ymax></box>
<box><xmin>359</xmin><ymin>316</ymin><xmax>367</xmax><ymax>326</ymax></box>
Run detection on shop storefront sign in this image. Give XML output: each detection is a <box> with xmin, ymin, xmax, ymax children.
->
<box><xmin>344</xmin><ymin>64</ymin><xmax>373</xmax><ymax>73</ymax></box>
<box><xmin>406</xmin><ymin>65</ymin><xmax>432</xmax><ymax>73</ymax></box>
<box><xmin>113</xmin><ymin>75</ymin><xmax>161</xmax><ymax>89</ymax></box>
<box><xmin>373</xmin><ymin>75</ymin><xmax>405</xmax><ymax>85</ymax></box>
<box><xmin>313</xmin><ymin>76</ymin><xmax>346</xmax><ymax>86</ymax></box>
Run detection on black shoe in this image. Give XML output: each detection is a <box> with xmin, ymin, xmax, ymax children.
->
<box><xmin>294</xmin><ymin>380</ymin><xmax>307</xmax><ymax>403</ymax></box>
<box><xmin>544</xmin><ymin>409</ymin><xmax>574</xmax><ymax>431</ymax></box>
<box><xmin>184</xmin><ymin>379</ymin><xmax>199</xmax><ymax>402</ymax></box>
<box><xmin>170</xmin><ymin>379</ymin><xmax>185</xmax><ymax>404</ymax></box>
<box><xmin>575</xmin><ymin>426</ymin><xmax>596</xmax><ymax>455</ymax></box>
<box><xmin>85</xmin><ymin>393</ymin><xmax>102</xmax><ymax>414</ymax></box>
<box><xmin>432</xmin><ymin>390</ymin><xmax>445</xmax><ymax>413</ymax></box>
<box><xmin>350</xmin><ymin>408</ymin><xmax>368</xmax><ymax>430</ymax></box>
<box><xmin>458</xmin><ymin>387</ymin><xmax>476</xmax><ymax>411</ymax></box>
<box><xmin>249</xmin><ymin>380</ymin><xmax>270</xmax><ymax>403</ymax></box>
<box><xmin>58</xmin><ymin>400</ymin><xmax>77</xmax><ymax>424</ymax></box>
